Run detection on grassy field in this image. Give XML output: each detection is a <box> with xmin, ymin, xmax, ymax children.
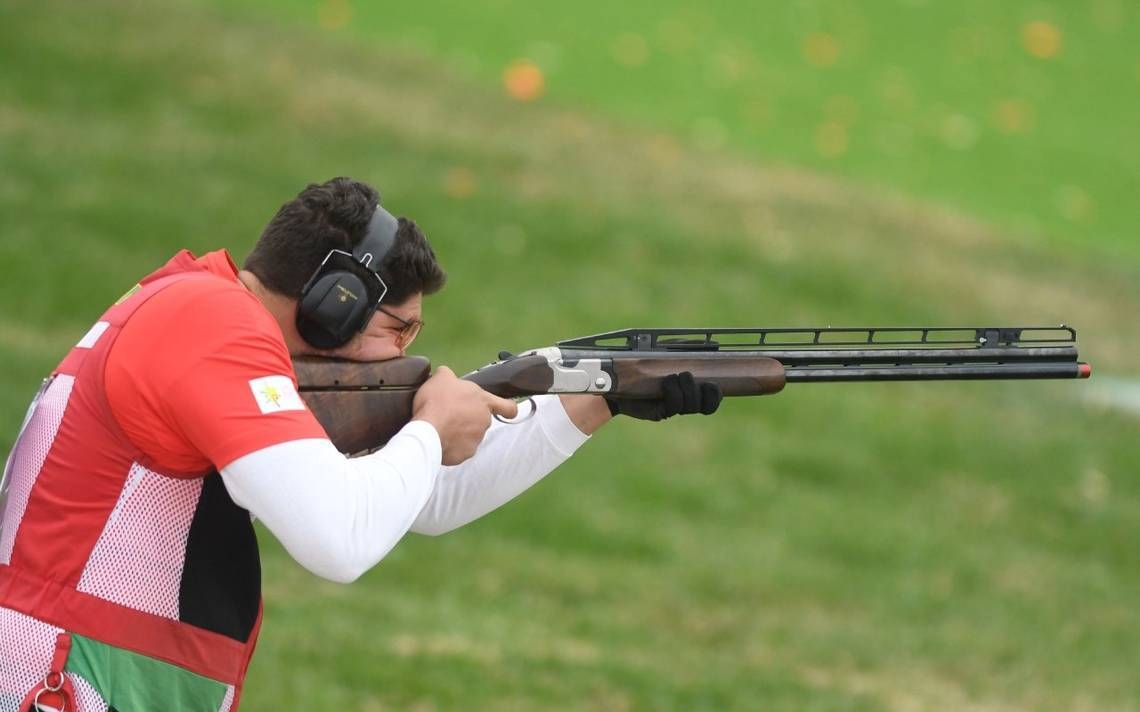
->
<box><xmin>208</xmin><ymin>0</ymin><xmax>1140</xmax><ymax>259</ymax></box>
<box><xmin>2</xmin><ymin>0</ymin><xmax>1139</xmax><ymax>710</ymax></box>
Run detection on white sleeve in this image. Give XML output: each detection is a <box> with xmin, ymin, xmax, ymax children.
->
<box><xmin>411</xmin><ymin>394</ymin><xmax>590</xmax><ymax>536</ymax></box>
<box><xmin>220</xmin><ymin>421</ymin><xmax>442</xmax><ymax>584</ymax></box>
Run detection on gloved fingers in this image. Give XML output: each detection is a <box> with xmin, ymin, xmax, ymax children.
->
<box><xmin>699</xmin><ymin>381</ymin><xmax>722</xmax><ymax>415</ymax></box>
<box><xmin>661</xmin><ymin>373</ymin><xmax>684</xmax><ymax>418</ymax></box>
<box><xmin>676</xmin><ymin>372</ymin><xmax>700</xmax><ymax>414</ymax></box>
<box><xmin>604</xmin><ymin>395</ymin><xmax>621</xmax><ymax>417</ymax></box>
<box><xmin>608</xmin><ymin>373</ymin><xmax>722</xmax><ymax>421</ymax></box>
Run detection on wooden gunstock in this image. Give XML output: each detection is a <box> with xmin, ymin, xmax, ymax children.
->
<box><xmin>293</xmin><ymin>356</ymin><xmax>431</xmax><ymax>454</ymax></box>
<box><xmin>612</xmin><ymin>356</ymin><xmax>786</xmax><ymax>397</ymax></box>
<box><xmin>292</xmin><ymin>352</ymin><xmax>786</xmax><ymax>453</ymax></box>
<box><xmin>461</xmin><ymin>354</ymin><xmax>553</xmax><ymax>398</ymax></box>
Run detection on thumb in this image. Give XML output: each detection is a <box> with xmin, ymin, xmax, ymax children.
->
<box><xmin>432</xmin><ymin>365</ymin><xmax>457</xmax><ymax>380</ymax></box>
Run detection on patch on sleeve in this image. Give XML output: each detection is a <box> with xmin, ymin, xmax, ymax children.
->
<box><xmin>248</xmin><ymin>375</ymin><xmax>306</xmax><ymax>414</ymax></box>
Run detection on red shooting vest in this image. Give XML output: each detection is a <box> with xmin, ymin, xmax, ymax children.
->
<box><xmin>0</xmin><ymin>257</ymin><xmax>263</xmax><ymax>706</ymax></box>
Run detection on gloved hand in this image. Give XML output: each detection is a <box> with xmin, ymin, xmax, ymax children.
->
<box><xmin>605</xmin><ymin>372</ymin><xmax>722</xmax><ymax>421</ymax></box>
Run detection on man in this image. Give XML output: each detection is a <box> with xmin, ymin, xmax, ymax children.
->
<box><xmin>0</xmin><ymin>177</ymin><xmax>720</xmax><ymax>711</ymax></box>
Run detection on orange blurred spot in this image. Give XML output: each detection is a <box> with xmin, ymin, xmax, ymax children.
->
<box><xmin>815</xmin><ymin>121</ymin><xmax>848</xmax><ymax>158</ymax></box>
<box><xmin>1022</xmin><ymin>21</ymin><xmax>1062</xmax><ymax>59</ymax></box>
<box><xmin>991</xmin><ymin>98</ymin><xmax>1035</xmax><ymax>134</ymax></box>
<box><xmin>318</xmin><ymin>0</ymin><xmax>352</xmax><ymax>30</ymax></box>
<box><xmin>803</xmin><ymin>33</ymin><xmax>840</xmax><ymax>67</ymax></box>
<box><xmin>503</xmin><ymin>59</ymin><xmax>545</xmax><ymax>102</ymax></box>
<box><xmin>443</xmin><ymin>167</ymin><xmax>477</xmax><ymax>199</ymax></box>
<box><xmin>612</xmin><ymin>33</ymin><xmax>650</xmax><ymax>67</ymax></box>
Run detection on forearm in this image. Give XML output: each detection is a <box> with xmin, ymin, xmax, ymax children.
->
<box><xmin>221</xmin><ymin>396</ymin><xmax>595</xmax><ymax>574</ymax></box>
<box><xmin>220</xmin><ymin>422</ymin><xmax>442</xmax><ymax>583</ymax></box>
<box><xmin>411</xmin><ymin>394</ymin><xmax>591</xmax><ymax>535</ymax></box>
<box><xmin>558</xmin><ymin>394</ymin><xmax>612</xmax><ymax>435</ymax></box>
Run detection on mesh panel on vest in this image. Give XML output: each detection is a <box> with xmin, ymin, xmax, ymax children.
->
<box><xmin>0</xmin><ymin>605</ymin><xmax>60</xmax><ymax>712</ymax></box>
<box><xmin>0</xmin><ymin>376</ymin><xmax>74</xmax><ymax>564</ymax></box>
<box><xmin>76</xmin><ymin>463</ymin><xmax>204</xmax><ymax>620</ymax></box>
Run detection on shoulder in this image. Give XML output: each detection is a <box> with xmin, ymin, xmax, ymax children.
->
<box><xmin>120</xmin><ymin>274</ymin><xmax>287</xmax><ymax>361</ymax></box>
<box><xmin>112</xmin><ymin>272</ymin><xmax>293</xmax><ymax>383</ymax></box>
<box><xmin>105</xmin><ymin>272</ymin><xmax>321</xmax><ymax>473</ymax></box>
<box><xmin>146</xmin><ymin>274</ymin><xmax>275</xmax><ymax>330</ymax></box>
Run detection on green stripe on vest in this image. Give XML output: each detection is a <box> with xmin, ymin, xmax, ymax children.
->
<box><xmin>65</xmin><ymin>634</ymin><xmax>228</xmax><ymax>711</ymax></box>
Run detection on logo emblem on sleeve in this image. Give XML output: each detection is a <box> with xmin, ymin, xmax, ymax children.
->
<box><xmin>249</xmin><ymin>376</ymin><xmax>306</xmax><ymax>414</ymax></box>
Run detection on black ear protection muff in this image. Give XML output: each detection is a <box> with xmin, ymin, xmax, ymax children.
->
<box><xmin>295</xmin><ymin>205</ymin><xmax>400</xmax><ymax>349</ymax></box>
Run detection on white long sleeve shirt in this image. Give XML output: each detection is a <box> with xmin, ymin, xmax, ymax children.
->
<box><xmin>220</xmin><ymin>395</ymin><xmax>588</xmax><ymax>583</ymax></box>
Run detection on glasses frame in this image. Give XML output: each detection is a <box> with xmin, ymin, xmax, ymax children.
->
<box><xmin>376</xmin><ymin>305</ymin><xmax>424</xmax><ymax>348</ymax></box>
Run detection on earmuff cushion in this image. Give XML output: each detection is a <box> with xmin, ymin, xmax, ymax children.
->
<box><xmin>296</xmin><ymin>271</ymin><xmax>375</xmax><ymax>349</ymax></box>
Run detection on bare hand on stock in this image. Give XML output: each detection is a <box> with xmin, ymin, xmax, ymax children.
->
<box><xmin>412</xmin><ymin>366</ymin><xmax>519</xmax><ymax>465</ymax></box>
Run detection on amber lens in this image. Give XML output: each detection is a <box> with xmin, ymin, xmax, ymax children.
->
<box><xmin>399</xmin><ymin>320</ymin><xmax>423</xmax><ymax>347</ymax></box>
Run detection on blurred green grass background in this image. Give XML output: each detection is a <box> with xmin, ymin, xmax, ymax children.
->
<box><xmin>209</xmin><ymin>0</ymin><xmax>1139</xmax><ymax>257</ymax></box>
<box><xmin>2</xmin><ymin>0</ymin><xmax>1138</xmax><ymax>709</ymax></box>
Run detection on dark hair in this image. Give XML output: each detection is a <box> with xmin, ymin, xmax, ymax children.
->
<box><xmin>243</xmin><ymin>177</ymin><xmax>446</xmax><ymax>305</ymax></box>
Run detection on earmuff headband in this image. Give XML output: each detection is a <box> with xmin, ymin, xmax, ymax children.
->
<box><xmin>354</xmin><ymin>206</ymin><xmax>399</xmax><ymax>272</ymax></box>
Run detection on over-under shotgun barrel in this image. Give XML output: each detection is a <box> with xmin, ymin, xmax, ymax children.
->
<box><xmin>295</xmin><ymin>325</ymin><xmax>1089</xmax><ymax>452</ymax></box>
<box><xmin>553</xmin><ymin>326</ymin><xmax>1091</xmax><ymax>387</ymax></box>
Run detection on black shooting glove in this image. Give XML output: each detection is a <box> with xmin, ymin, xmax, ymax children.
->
<box><xmin>605</xmin><ymin>372</ymin><xmax>723</xmax><ymax>421</ymax></box>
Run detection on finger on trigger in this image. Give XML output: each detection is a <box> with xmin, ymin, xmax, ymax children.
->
<box><xmin>489</xmin><ymin>395</ymin><xmax>519</xmax><ymax>420</ymax></box>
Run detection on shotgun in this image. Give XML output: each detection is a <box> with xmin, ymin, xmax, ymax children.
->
<box><xmin>295</xmin><ymin>326</ymin><xmax>1090</xmax><ymax>454</ymax></box>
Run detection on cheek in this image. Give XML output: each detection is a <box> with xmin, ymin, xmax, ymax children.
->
<box><xmin>321</xmin><ymin>333</ymin><xmax>400</xmax><ymax>362</ymax></box>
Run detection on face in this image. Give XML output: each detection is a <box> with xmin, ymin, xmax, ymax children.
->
<box><xmin>323</xmin><ymin>293</ymin><xmax>424</xmax><ymax>362</ymax></box>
